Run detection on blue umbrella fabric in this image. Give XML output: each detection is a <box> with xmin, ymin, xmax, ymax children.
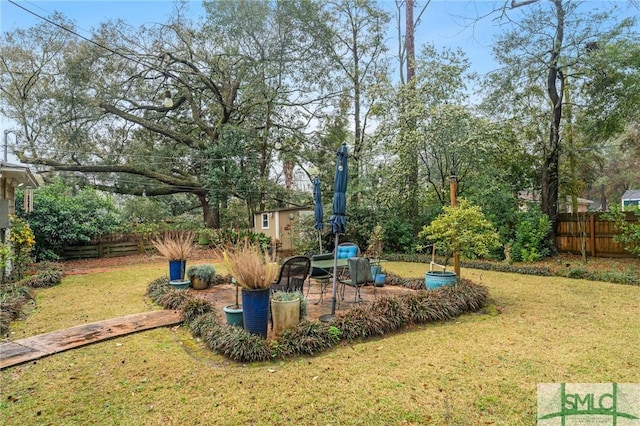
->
<box><xmin>329</xmin><ymin>143</ymin><xmax>348</xmax><ymax>235</ymax></box>
<box><xmin>313</xmin><ymin>177</ymin><xmax>324</xmax><ymax>252</ymax></box>
<box><xmin>328</xmin><ymin>143</ymin><xmax>348</xmax><ymax>317</ymax></box>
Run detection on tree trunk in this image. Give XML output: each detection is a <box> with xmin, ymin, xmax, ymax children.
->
<box><xmin>197</xmin><ymin>193</ymin><xmax>219</xmax><ymax>228</ymax></box>
<box><xmin>541</xmin><ymin>0</ymin><xmax>565</xmax><ymax>252</ymax></box>
<box><xmin>400</xmin><ymin>0</ymin><xmax>419</xmax><ymax>221</ymax></box>
<box><xmin>405</xmin><ymin>0</ymin><xmax>415</xmax><ymax>82</ymax></box>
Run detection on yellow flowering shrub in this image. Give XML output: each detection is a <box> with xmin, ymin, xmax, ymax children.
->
<box><xmin>9</xmin><ymin>215</ymin><xmax>36</xmax><ymax>280</ymax></box>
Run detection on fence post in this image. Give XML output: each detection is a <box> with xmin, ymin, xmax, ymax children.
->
<box><xmin>590</xmin><ymin>214</ymin><xmax>596</xmax><ymax>257</ymax></box>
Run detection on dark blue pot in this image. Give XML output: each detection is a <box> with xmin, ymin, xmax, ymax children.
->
<box><xmin>169</xmin><ymin>260</ymin><xmax>186</xmax><ymax>281</ymax></box>
<box><xmin>241</xmin><ymin>288</ymin><xmax>270</xmax><ymax>338</ymax></box>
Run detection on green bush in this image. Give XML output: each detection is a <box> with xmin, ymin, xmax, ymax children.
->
<box><xmin>602</xmin><ymin>204</ymin><xmax>640</xmax><ymax>257</ymax></box>
<box><xmin>18</xmin><ymin>270</ymin><xmax>63</xmax><ymax>288</ymax></box>
<box><xmin>159</xmin><ymin>289</ymin><xmax>191</xmax><ymax>310</ymax></box>
<box><xmin>146</xmin><ymin>276</ymin><xmax>170</xmax><ymax>303</ymax></box>
<box><xmin>181</xmin><ymin>298</ymin><xmax>216</xmax><ymax>326</ymax></box>
<box><xmin>509</xmin><ymin>207</ymin><xmax>551</xmax><ymax>263</ymax></box>
<box><xmin>272</xmin><ymin>321</ymin><xmax>341</xmax><ymax>358</ymax></box>
<box><xmin>381</xmin><ymin>216</ymin><xmax>417</xmax><ymax>254</ymax></box>
<box><xmin>16</xmin><ymin>180</ymin><xmax>123</xmax><ymax>261</ymax></box>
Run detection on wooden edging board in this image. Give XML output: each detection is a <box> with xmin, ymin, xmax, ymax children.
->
<box><xmin>0</xmin><ymin>310</ymin><xmax>182</xmax><ymax>370</ymax></box>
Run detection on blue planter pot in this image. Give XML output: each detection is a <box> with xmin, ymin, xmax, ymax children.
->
<box><xmin>223</xmin><ymin>305</ymin><xmax>244</xmax><ymax>328</ymax></box>
<box><xmin>241</xmin><ymin>288</ymin><xmax>270</xmax><ymax>338</ymax></box>
<box><xmin>374</xmin><ymin>273</ymin><xmax>385</xmax><ymax>287</ymax></box>
<box><xmin>169</xmin><ymin>260</ymin><xmax>187</xmax><ymax>281</ymax></box>
<box><xmin>425</xmin><ymin>271</ymin><xmax>456</xmax><ymax>290</ymax></box>
<box><xmin>169</xmin><ymin>279</ymin><xmax>190</xmax><ymax>290</ymax></box>
<box><xmin>370</xmin><ymin>265</ymin><xmax>382</xmax><ymax>278</ymax></box>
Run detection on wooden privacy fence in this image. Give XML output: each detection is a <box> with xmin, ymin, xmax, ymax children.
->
<box><xmin>61</xmin><ymin>241</ymin><xmax>153</xmax><ymax>260</ymax></box>
<box><xmin>555</xmin><ymin>212</ymin><xmax>638</xmax><ymax>257</ymax></box>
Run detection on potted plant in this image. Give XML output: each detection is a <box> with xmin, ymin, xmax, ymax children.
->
<box><xmin>270</xmin><ymin>290</ymin><xmax>306</xmax><ymax>335</ymax></box>
<box><xmin>223</xmin><ymin>278</ymin><xmax>244</xmax><ymax>327</ymax></box>
<box><xmin>152</xmin><ymin>230</ymin><xmax>195</xmax><ymax>287</ymax></box>
<box><xmin>186</xmin><ymin>264</ymin><xmax>216</xmax><ymax>290</ymax></box>
<box><xmin>222</xmin><ymin>243</ymin><xmax>279</xmax><ymax>338</ymax></box>
<box><xmin>419</xmin><ymin>199</ymin><xmax>500</xmax><ymax>289</ymax></box>
<box><xmin>366</xmin><ymin>223</ymin><xmax>384</xmax><ymax>279</ymax></box>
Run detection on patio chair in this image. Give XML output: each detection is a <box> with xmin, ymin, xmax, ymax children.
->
<box><xmin>271</xmin><ymin>256</ymin><xmax>311</xmax><ymax>293</ymax></box>
<box><xmin>335</xmin><ymin>242</ymin><xmax>361</xmax><ymax>259</ymax></box>
<box><xmin>334</xmin><ymin>242</ymin><xmax>360</xmax><ymax>279</ymax></box>
<box><xmin>339</xmin><ymin>256</ymin><xmax>375</xmax><ymax>303</ymax></box>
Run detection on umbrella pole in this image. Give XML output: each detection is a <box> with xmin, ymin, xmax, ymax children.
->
<box><xmin>319</xmin><ymin>233</ymin><xmax>340</xmax><ymax>323</ymax></box>
<box><xmin>318</xmin><ymin>231</ymin><xmax>323</xmax><ymax>254</ymax></box>
<box><xmin>330</xmin><ymin>232</ymin><xmax>340</xmax><ymax>316</ymax></box>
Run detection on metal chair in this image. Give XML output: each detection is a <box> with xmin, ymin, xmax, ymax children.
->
<box><xmin>339</xmin><ymin>256</ymin><xmax>375</xmax><ymax>303</ymax></box>
<box><xmin>271</xmin><ymin>256</ymin><xmax>311</xmax><ymax>293</ymax></box>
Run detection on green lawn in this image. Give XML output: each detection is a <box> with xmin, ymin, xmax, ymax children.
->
<box><xmin>1</xmin><ymin>261</ymin><xmax>638</xmax><ymax>425</ymax></box>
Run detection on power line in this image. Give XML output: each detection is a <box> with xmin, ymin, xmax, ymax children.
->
<box><xmin>7</xmin><ymin>0</ymin><xmax>155</xmax><ymax>68</ymax></box>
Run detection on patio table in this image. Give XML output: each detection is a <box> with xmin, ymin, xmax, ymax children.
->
<box><xmin>309</xmin><ymin>257</ymin><xmax>349</xmax><ymax>304</ymax></box>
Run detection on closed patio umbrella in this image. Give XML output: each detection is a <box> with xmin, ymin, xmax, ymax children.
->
<box><xmin>325</xmin><ymin>143</ymin><xmax>348</xmax><ymax>319</ymax></box>
<box><xmin>313</xmin><ymin>177</ymin><xmax>324</xmax><ymax>253</ymax></box>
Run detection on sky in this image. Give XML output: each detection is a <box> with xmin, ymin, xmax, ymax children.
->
<box><xmin>0</xmin><ymin>1</ymin><xmax>503</xmax><ymax>73</ymax></box>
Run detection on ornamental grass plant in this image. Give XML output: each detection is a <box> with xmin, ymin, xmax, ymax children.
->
<box><xmin>151</xmin><ymin>230</ymin><xmax>195</xmax><ymax>261</ymax></box>
<box><xmin>219</xmin><ymin>242</ymin><xmax>278</xmax><ymax>289</ymax></box>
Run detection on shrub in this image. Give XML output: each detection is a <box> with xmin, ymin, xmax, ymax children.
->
<box><xmin>8</xmin><ymin>215</ymin><xmax>36</xmax><ymax>280</ymax></box>
<box><xmin>272</xmin><ymin>321</ymin><xmax>341</xmax><ymax>358</ymax></box>
<box><xmin>19</xmin><ymin>270</ymin><xmax>63</xmax><ymax>288</ymax></box>
<box><xmin>159</xmin><ymin>289</ymin><xmax>191</xmax><ymax>310</ymax></box>
<box><xmin>181</xmin><ymin>298</ymin><xmax>216</xmax><ymax>326</ymax></box>
<box><xmin>186</xmin><ymin>264</ymin><xmax>216</xmax><ymax>288</ymax></box>
<box><xmin>602</xmin><ymin>204</ymin><xmax>640</xmax><ymax>257</ymax></box>
<box><xmin>510</xmin><ymin>207</ymin><xmax>551</xmax><ymax>262</ymax></box>
<box><xmin>0</xmin><ymin>283</ymin><xmax>34</xmax><ymax>335</ymax></box>
<box><xmin>189</xmin><ymin>312</ymin><xmax>221</xmax><ymax>338</ymax></box>
<box><xmin>382</xmin><ymin>216</ymin><xmax>418</xmax><ymax>254</ymax></box>
<box><xmin>16</xmin><ymin>180</ymin><xmax>123</xmax><ymax>261</ymax></box>
<box><xmin>146</xmin><ymin>276</ymin><xmax>170</xmax><ymax>303</ymax></box>
<box><xmin>207</xmin><ymin>325</ymin><xmax>272</xmax><ymax>363</ymax></box>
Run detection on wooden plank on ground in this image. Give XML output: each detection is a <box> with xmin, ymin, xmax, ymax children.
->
<box><xmin>0</xmin><ymin>310</ymin><xmax>182</xmax><ymax>370</ymax></box>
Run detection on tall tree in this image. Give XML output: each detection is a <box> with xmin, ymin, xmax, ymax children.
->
<box><xmin>484</xmin><ymin>0</ymin><xmax>633</xmax><ymax>246</ymax></box>
<box><xmin>0</xmin><ymin>0</ymin><xmax>333</xmax><ymax>228</ymax></box>
<box><xmin>322</xmin><ymin>0</ymin><xmax>390</xmax><ymax>206</ymax></box>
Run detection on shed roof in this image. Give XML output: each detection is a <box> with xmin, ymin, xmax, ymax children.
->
<box><xmin>255</xmin><ymin>206</ymin><xmax>313</xmax><ymax>215</ymax></box>
<box><xmin>622</xmin><ymin>189</ymin><xmax>640</xmax><ymax>200</ymax></box>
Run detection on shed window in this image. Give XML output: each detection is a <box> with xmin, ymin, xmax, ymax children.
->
<box><xmin>261</xmin><ymin>213</ymin><xmax>270</xmax><ymax>229</ymax></box>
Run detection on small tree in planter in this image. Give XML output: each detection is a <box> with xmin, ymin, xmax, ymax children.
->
<box><xmin>222</xmin><ymin>278</ymin><xmax>244</xmax><ymax>327</ymax></box>
<box><xmin>365</xmin><ymin>223</ymin><xmax>384</xmax><ymax>269</ymax></box>
<box><xmin>419</xmin><ymin>199</ymin><xmax>500</xmax><ymax>284</ymax></box>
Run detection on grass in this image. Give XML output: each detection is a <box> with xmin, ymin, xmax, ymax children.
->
<box><xmin>1</xmin><ymin>259</ymin><xmax>639</xmax><ymax>425</ymax></box>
